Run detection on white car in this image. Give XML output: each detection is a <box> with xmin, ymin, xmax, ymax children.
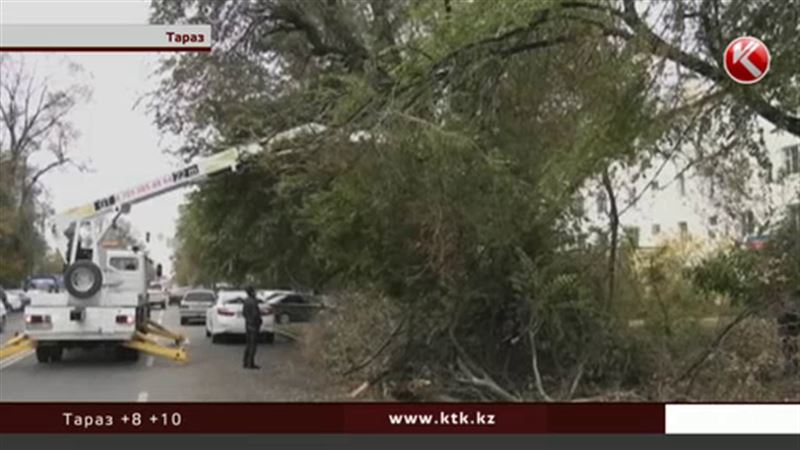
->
<box><xmin>147</xmin><ymin>283</ymin><xmax>168</xmax><ymax>309</ymax></box>
<box><xmin>205</xmin><ymin>290</ymin><xmax>275</xmax><ymax>344</ymax></box>
<box><xmin>179</xmin><ymin>289</ymin><xmax>216</xmax><ymax>325</ymax></box>
<box><xmin>168</xmin><ymin>285</ymin><xmax>191</xmax><ymax>305</ymax></box>
<box><xmin>0</xmin><ymin>301</ymin><xmax>7</xmax><ymax>333</ymax></box>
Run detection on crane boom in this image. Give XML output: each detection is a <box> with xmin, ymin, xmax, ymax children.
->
<box><xmin>54</xmin><ymin>146</ymin><xmax>247</xmax><ymax>225</ymax></box>
<box><xmin>48</xmin><ymin>122</ymin><xmax>327</xmax><ymax>263</ymax></box>
<box><xmin>49</xmin><ymin>143</ymin><xmax>260</xmax><ymax>262</ymax></box>
<box><xmin>51</xmin><ymin>122</ymin><xmax>327</xmax><ymax>227</ymax></box>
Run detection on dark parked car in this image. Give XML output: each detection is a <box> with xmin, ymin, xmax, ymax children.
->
<box><xmin>266</xmin><ymin>292</ymin><xmax>323</xmax><ymax>324</ymax></box>
<box><xmin>26</xmin><ymin>275</ymin><xmax>61</xmax><ymax>293</ymax></box>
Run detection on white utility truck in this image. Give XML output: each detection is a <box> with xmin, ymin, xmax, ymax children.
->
<box><xmin>1</xmin><ymin>144</ymin><xmax>262</xmax><ymax>364</ymax></box>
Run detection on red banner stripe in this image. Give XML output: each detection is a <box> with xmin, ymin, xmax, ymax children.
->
<box><xmin>0</xmin><ymin>403</ymin><xmax>665</xmax><ymax>434</ymax></box>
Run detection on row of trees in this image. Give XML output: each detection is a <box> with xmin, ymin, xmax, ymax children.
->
<box><xmin>0</xmin><ymin>56</ymin><xmax>88</xmax><ymax>285</ymax></box>
<box><xmin>152</xmin><ymin>0</ymin><xmax>799</xmax><ymax>400</ymax></box>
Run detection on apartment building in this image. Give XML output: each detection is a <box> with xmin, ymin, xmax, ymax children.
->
<box><xmin>582</xmin><ymin>122</ymin><xmax>800</xmax><ymax>249</ymax></box>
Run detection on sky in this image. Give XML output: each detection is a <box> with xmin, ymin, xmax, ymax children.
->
<box><xmin>1</xmin><ymin>0</ymin><xmax>189</xmax><ymax>274</ymax></box>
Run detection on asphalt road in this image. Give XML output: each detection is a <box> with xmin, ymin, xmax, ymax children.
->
<box><xmin>0</xmin><ymin>306</ymin><xmax>343</xmax><ymax>402</ymax></box>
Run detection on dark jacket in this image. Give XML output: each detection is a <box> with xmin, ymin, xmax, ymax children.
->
<box><xmin>242</xmin><ymin>296</ymin><xmax>263</xmax><ymax>329</ymax></box>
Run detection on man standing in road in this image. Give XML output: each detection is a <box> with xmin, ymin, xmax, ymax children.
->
<box><xmin>242</xmin><ymin>286</ymin><xmax>262</xmax><ymax>369</ymax></box>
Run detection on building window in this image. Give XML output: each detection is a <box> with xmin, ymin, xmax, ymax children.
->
<box><xmin>742</xmin><ymin>210</ymin><xmax>756</xmax><ymax>235</ymax></box>
<box><xmin>790</xmin><ymin>204</ymin><xmax>800</xmax><ymax>231</ymax></box>
<box><xmin>597</xmin><ymin>191</ymin><xmax>607</xmax><ymax>215</ymax></box>
<box><xmin>784</xmin><ymin>145</ymin><xmax>799</xmax><ymax>174</ymax></box>
<box><xmin>573</xmin><ymin>196</ymin><xmax>584</xmax><ymax>216</ymax></box>
<box><xmin>628</xmin><ymin>186</ymin><xmax>637</xmax><ymax>203</ymax></box>
<box><xmin>651</xmin><ymin>224</ymin><xmax>661</xmax><ymax>236</ymax></box>
<box><xmin>677</xmin><ymin>173</ymin><xmax>686</xmax><ymax>197</ymax></box>
<box><xmin>678</xmin><ymin>221</ymin><xmax>689</xmax><ymax>237</ymax></box>
<box><xmin>624</xmin><ymin>226</ymin><xmax>640</xmax><ymax>248</ymax></box>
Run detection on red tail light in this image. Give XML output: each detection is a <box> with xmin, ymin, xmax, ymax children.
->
<box><xmin>217</xmin><ymin>308</ymin><xmax>235</xmax><ymax>317</ymax></box>
<box><xmin>26</xmin><ymin>314</ymin><xmax>51</xmax><ymax>324</ymax></box>
<box><xmin>116</xmin><ymin>315</ymin><xmax>135</xmax><ymax>325</ymax></box>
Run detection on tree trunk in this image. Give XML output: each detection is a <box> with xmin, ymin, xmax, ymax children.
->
<box><xmin>601</xmin><ymin>169</ymin><xmax>619</xmax><ymax>306</ymax></box>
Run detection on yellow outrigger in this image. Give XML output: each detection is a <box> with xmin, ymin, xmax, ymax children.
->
<box><xmin>1</xmin><ymin>319</ymin><xmax>188</xmax><ymax>364</ymax></box>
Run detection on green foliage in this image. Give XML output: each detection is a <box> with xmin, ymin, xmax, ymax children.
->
<box><xmin>156</xmin><ymin>0</ymin><xmax>799</xmax><ymax>400</ymax></box>
<box><xmin>693</xmin><ymin>220</ymin><xmax>800</xmax><ymax>309</ymax></box>
<box><xmin>692</xmin><ymin>246</ymin><xmax>762</xmax><ymax>305</ymax></box>
<box><xmin>0</xmin><ymin>156</ymin><xmax>49</xmax><ymax>285</ymax></box>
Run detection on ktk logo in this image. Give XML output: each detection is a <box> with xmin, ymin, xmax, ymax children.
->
<box><xmin>723</xmin><ymin>37</ymin><xmax>770</xmax><ymax>84</ymax></box>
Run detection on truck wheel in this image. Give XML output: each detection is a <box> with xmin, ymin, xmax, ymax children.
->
<box><xmin>126</xmin><ymin>348</ymin><xmax>140</xmax><ymax>362</ymax></box>
<box><xmin>35</xmin><ymin>346</ymin><xmax>50</xmax><ymax>363</ymax></box>
<box><xmin>64</xmin><ymin>261</ymin><xmax>103</xmax><ymax>299</ymax></box>
<box><xmin>278</xmin><ymin>313</ymin><xmax>290</xmax><ymax>325</ymax></box>
<box><xmin>49</xmin><ymin>346</ymin><xmax>63</xmax><ymax>362</ymax></box>
<box><xmin>115</xmin><ymin>346</ymin><xmax>139</xmax><ymax>362</ymax></box>
<box><xmin>211</xmin><ymin>333</ymin><xmax>222</xmax><ymax>344</ymax></box>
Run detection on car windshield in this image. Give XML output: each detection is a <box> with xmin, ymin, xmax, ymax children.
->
<box><xmin>184</xmin><ymin>292</ymin><xmax>215</xmax><ymax>303</ymax></box>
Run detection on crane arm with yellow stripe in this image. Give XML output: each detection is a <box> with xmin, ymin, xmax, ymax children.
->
<box><xmin>49</xmin><ymin>143</ymin><xmax>262</xmax><ymax>261</ymax></box>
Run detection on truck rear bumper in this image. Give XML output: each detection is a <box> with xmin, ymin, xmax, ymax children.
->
<box><xmin>24</xmin><ymin>305</ymin><xmax>139</xmax><ymax>342</ymax></box>
<box><xmin>26</xmin><ymin>331</ymin><xmax>134</xmax><ymax>342</ymax></box>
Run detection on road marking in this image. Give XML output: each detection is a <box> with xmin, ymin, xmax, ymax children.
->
<box><xmin>137</xmin><ymin>391</ymin><xmax>149</xmax><ymax>402</ymax></box>
<box><xmin>0</xmin><ymin>349</ymin><xmax>34</xmax><ymax>370</ymax></box>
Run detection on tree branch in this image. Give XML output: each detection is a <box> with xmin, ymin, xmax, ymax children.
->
<box><xmin>500</xmin><ymin>35</ymin><xmax>578</xmax><ymax>57</ymax></box>
<box><xmin>341</xmin><ymin>315</ymin><xmax>407</xmax><ymax>376</ymax></box>
<box><xmin>620</xmin><ymin>0</ymin><xmax>800</xmax><ymax>136</ymax></box>
<box><xmin>528</xmin><ymin>326</ymin><xmax>554</xmax><ymax>402</ymax></box>
<box><xmin>678</xmin><ymin>306</ymin><xmax>756</xmax><ymax>392</ymax></box>
<box><xmin>450</xmin><ymin>324</ymin><xmax>520</xmax><ymax>401</ymax></box>
<box><xmin>28</xmin><ymin>159</ymin><xmax>64</xmax><ymax>188</ymax></box>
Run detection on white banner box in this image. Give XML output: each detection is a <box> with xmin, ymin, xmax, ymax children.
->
<box><xmin>666</xmin><ymin>404</ymin><xmax>800</xmax><ymax>434</ymax></box>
